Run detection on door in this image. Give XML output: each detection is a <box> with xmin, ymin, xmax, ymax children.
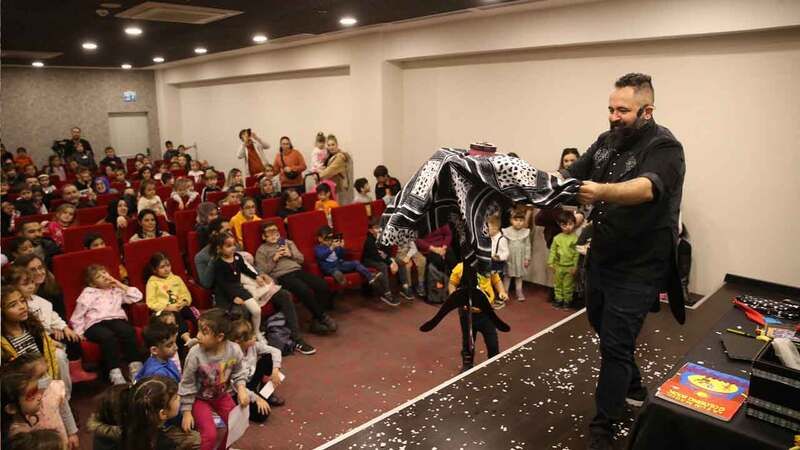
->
<box><xmin>108</xmin><ymin>112</ymin><xmax>149</xmax><ymax>157</ymax></box>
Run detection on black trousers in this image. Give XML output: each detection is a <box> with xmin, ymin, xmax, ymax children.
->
<box><xmin>247</xmin><ymin>354</ymin><xmax>275</xmax><ymax>423</ymax></box>
<box><xmin>168</xmin><ymin>307</ymin><xmax>198</xmax><ymax>361</ymax></box>
<box><xmin>426</xmin><ymin>248</ymin><xmax>457</xmax><ymax>274</ymax></box>
<box><xmin>586</xmin><ymin>268</ymin><xmax>656</xmax><ymax>435</ymax></box>
<box><xmin>458</xmin><ymin>309</ymin><xmax>499</xmax><ymax>358</ymax></box>
<box><xmin>277</xmin><ymin>270</ymin><xmax>329</xmax><ymax>319</ymax></box>
<box><xmin>84</xmin><ymin>319</ymin><xmax>141</xmax><ymax>371</ymax></box>
<box><xmin>269</xmin><ymin>290</ymin><xmax>302</xmax><ymax>341</ymax></box>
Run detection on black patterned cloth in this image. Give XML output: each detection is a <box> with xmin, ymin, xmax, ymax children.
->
<box><xmin>378</xmin><ymin>148</ymin><xmax>582</xmax><ymax>274</ymax></box>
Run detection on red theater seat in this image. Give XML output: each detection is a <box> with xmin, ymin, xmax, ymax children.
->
<box><xmin>245</xmin><ymin>175</ymin><xmax>259</xmax><ymax>188</ymax></box>
<box><xmin>76</xmin><ymin>206</ymin><xmax>107</xmax><ymax>225</ymax></box>
<box><xmin>261</xmin><ymin>198</ymin><xmax>280</xmax><ymax>218</ymax></box>
<box><xmin>62</xmin><ymin>223</ymin><xmax>119</xmax><ymax>255</ymax></box>
<box><xmin>331</xmin><ymin>203</ymin><xmax>369</xmax><ymax>262</ymax></box>
<box><xmin>245</xmin><ymin>186</ymin><xmax>259</xmax><ymax>198</ymax></box>
<box><xmin>18</xmin><ymin>213</ymin><xmax>53</xmax><ymax>225</ymax></box>
<box><xmin>286</xmin><ymin>210</ymin><xmax>363</xmax><ymax>290</ymax></box>
<box><xmin>206</xmin><ymin>191</ymin><xmax>226</xmax><ymax>204</ymax></box>
<box><xmin>302</xmin><ymin>192</ymin><xmax>318</xmax><ymax>212</ymax></box>
<box><xmin>96</xmin><ymin>193</ymin><xmax>120</xmax><ymax>206</ymax></box>
<box><xmin>220</xmin><ymin>203</ymin><xmax>239</xmax><ymax>220</ymax></box>
<box><xmin>156</xmin><ymin>186</ymin><xmax>172</xmax><ymax>203</ymax></box>
<box><xmin>371</xmin><ymin>199</ymin><xmax>386</xmax><ymax>220</ymax></box>
<box><xmin>173</xmin><ymin>209</ymin><xmax>197</xmax><ymax>253</ymax></box>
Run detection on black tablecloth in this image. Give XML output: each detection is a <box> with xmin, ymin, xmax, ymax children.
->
<box><xmin>629</xmin><ymin>305</ymin><xmax>796</xmax><ymax>450</ymax></box>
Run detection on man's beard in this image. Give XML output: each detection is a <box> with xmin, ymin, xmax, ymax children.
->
<box><xmin>605</xmin><ymin>113</ymin><xmax>649</xmax><ymax>150</ymax></box>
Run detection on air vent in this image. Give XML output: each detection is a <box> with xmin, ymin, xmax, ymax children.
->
<box><xmin>116</xmin><ymin>2</ymin><xmax>242</xmax><ymax>24</ymax></box>
<box><xmin>1</xmin><ymin>50</ymin><xmax>62</xmax><ymax>60</ymax></box>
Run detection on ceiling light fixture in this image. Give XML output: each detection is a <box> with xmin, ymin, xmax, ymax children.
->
<box><xmin>82</xmin><ymin>42</ymin><xmax>98</xmax><ymax>50</ymax></box>
<box><xmin>124</xmin><ymin>26</ymin><xmax>142</xmax><ymax>36</ymax></box>
<box><xmin>339</xmin><ymin>17</ymin><xmax>357</xmax><ymax>26</ymax></box>
<box><xmin>252</xmin><ymin>34</ymin><xmax>268</xmax><ymax>43</ymax></box>
<box><xmin>152</xmin><ymin>56</ymin><xmax>165</xmax><ymax>63</ymax></box>
<box><xmin>121</xmin><ymin>63</ymin><xmax>132</xmax><ymax>69</ymax></box>
<box><xmin>32</xmin><ymin>61</ymin><xmax>44</xmax><ymax>67</ymax></box>
<box><xmin>194</xmin><ymin>47</ymin><xmax>207</xmax><ymax>54</ymax></box>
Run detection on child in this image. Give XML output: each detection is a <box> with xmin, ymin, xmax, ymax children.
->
<box><xmin>75</xmin><ymin>167</ymin><xmax>94</xmax><ymax>194</ymax></box>
<box><xmin>211</xmin><ymin>232</ymin><xmax>272</xmax><ymax>335</ymax></box>
<box><xmin>223</xmin><ymin>168</ymin><xmax>243</xmax><ymax>192</ymax></box>
<box><xmin>315</xmin><ymin>225</ymin><xmax>380</xmax><ymax>287</ymax></box>
<box><xmin>88</xmin><ymin>383</ymin><xmax>132</xmax><ymax>450</ymax></box>
<box><xmin>94</xmin><ymin>176</ymin><xmax>117</xmax><ymax>195</ymax></box>
<box><xmin>309</xmin><ymin>131</ymin><xmax>328</xmax><ymax>173</ymax></box>
<box><xmin>449</xmin><ymin>262</ymin><xmax>508</xmax><ymax>372</ymax></box>
<box><xmin>69</xmin><ymin>264</ymin><xmax>144</xmax><ymax>384</ymax></box>
<box><xmin>502</xmin><ymin>210</ymin><xmax>532</xmax><ymax>301</ymax></box>
<box><xmin>46</xmin><ymin>155</ymin><xmax>67</xmax><ymax>182</ymax></box>
<box><xmin>13</xmin><ymin>185</ymin><xmax>37</xmax><ymax>216</ymax></box>
<box><xmin>100</xmin><ymin>146</ymin><xmax>124</xmax><ymax>171</ymax></box>
<box><xmin>45</xmin><ymin>203</ymin><xmax>76</xmax><ymax>248</ymax></box>
<box><xmin>160</xmin><ymin>172</ymin><xmax>175</xmax><ymax>188</ymax></box>
<box><xmin>1</xmin><ymin>353</ymin><xmax>79</xmax><ymax>448</ymax></box>
<box><xmin>138</xmin><ymin>180</ymin><xmax>167</xmax><ymax>219</ymax></box>
<box><xmin>134</xmin><ymin>323</ymin><xmax>202</xmax><ymax>450</ymax></box>
<box><xmin>488</xmin><ymin>215</ymin><xmax>509</xmax><ymax>309</ymax></box>
<box><xmin>188</xmin><ymin>160</ymin><xmax>204</xmax><ymax>183</ymax></box>
<box><xmin>229</xmin><ymin>318</ymin><xmax>281</xmax><ymax>423</ymax></box>
<box><xmin>1</xmin><ymin>200</ymin><xmax>20</xmax><ymax>235</ymax></box>
<box><xmin>363</xmin><ymin>218</ymin><xmax>401</xmax><ymax>306</ymax></box>
<box><xmin>229</xmin><ymin>197</ymin><xmax>260</xmax><ymax>245</ymax></box>
<box><xmin>145</xmin><ymin>253</ymin><xmax>197</xmax><ymax>357</ymax></box>
<box><xmin>139</xmin><ymin>166</ymin><xmax>154</xmax><ymax>182</ymax></box>
<box><xmin>114</xmin><ymin>168</ymin><xmax>131</xmax><ymax>188</ymax></box>
<box><xmin>5</xmin><ymin>266</ymin><xmax>78</xmax><ymax>392</ymax></box>
<box><xmin>262</xmin><ymin>164</ymin><xmax>282</xmax><ymax>192</ymax></box>
<box><xmin>353</xmin><ymin>177</ymin><xmax>372</xmax><ymax>204</ymax></box>
<box><xmin>547</xmin><ymin>210</ymin><xmax>579</xmax><ymax>308</ymax></box>
<box><xmin>13</xmin><ymin>147</ymin><xmax>34</xmax><ymax>169</ymax></box>
<box><xmin>154</xmin><ymin>164</ymin><xmax>170</xmax><ymax>181</ymax></box>
<box><xmin>168</xmin><ymin>177</ymin><xmax>200</xmax><ymax>217</ymax></box>
<box><xmin>1</xmin><ymin>285</ymin><xmax>63</xmax><ymax>383</ymax></box>
<box><xmin>396</xmin><ymin>240</ymin><xmax>426</xmax><ymax>299</ymax></box>
<box><xmin>373</xmin><ymin>165</ymin><xmax>402</xmax><ymax>203</ymax></box>
<box><xmin>178</xmin><ymin>309</ymin><xmax>250</xmax><ymax>450</ymax></box>
<box><xmin>123</xmin><ymin>376</ymin><xmax>185</xmax><ymax>450</ymax></box>
<box><xmin>6</xmin><ymin>429</ymin><xmax>65</xmax><ymax>450</ymax></box>
<box><xmin>314</xmin><ymin>182</ymin><xmax>339</xmax><ymax>222</ymax></box>
<box><xmin>200</xmin><ymin>169</ymin><xmax>220</xmax><ymax>202</ymax></box>
<box><xmin>37</xmin><ymin>173</ymin><xmax>56</xmax><ymax>195</ymax></box>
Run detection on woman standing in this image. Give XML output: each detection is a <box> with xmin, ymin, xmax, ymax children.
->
<box><xmin>318</xmin><ymin>134</ymin><xmax>353</xmax><ymax>205</ymax></box>
<box><xmin>272</xmin><ymin>136</ymin><xmax>307</xmax><ymax>193</ymax></box>
<box><xmin>237</xmin><ymin>129</ymin><xmax>270</xmax><ymax>177</ymax></box>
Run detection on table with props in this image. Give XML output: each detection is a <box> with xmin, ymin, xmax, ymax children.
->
<box><xmin>629</xmin><ymin>275</ymin><xmax>799</xmax><ymax>450</ymax></box>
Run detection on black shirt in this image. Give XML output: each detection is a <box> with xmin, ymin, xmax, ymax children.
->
<box><xmin>563</xmin><ymin>120</ymin><xmax>685</xmax><ymax>284</ymax></box>
<box><xmin>61</xmin><ymin>138</ymin><xmax>93</xmax><ymax>161</ymax></box>
<box><xmin>375</xmin><ymin>177</ymin><xmax>402</xmax><ymax>200</ymax></box>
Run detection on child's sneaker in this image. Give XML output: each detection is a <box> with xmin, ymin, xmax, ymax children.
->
<box><xmin>380</xmin><ymin>292</ymin><xmax>400</xmax><ymax>307</ymax></box>
<box><xmin>109</xmin><ymin>368</ymin><xmax>126</xmax><ymax>385</ymax></box>
<box><xmin>415</xmin><ymin>284</ymin><xmax>426</xmax><ymax>298</ymax></box>
<box><xmin>399</xmin><ymin>285</ymin><xmax>414</xmax><ymax>300</ymax></box>
<box><xmin>332</xmin><ymin>271</ymin><xmax>347</xmax><ymax>286</ymax></box>
<box><xmin>492</xmin><ymin>299</ymin><xmax>506</xmax><ymax>310</ymax></box>
<box><xmin>295</xmin><ymin>340</ymin><xmax>317</xmax><ymax>355</ymax></box>
<box><xmin>368</xmin><ymin>272</ymin><xmax>382</xmax><ymax>285</ymax></box>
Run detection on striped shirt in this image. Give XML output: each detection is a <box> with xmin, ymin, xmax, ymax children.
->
<box><xmin>8</xmin><ymin>331</ymin><xmax>40</xmax><ymax>356</ymax></box>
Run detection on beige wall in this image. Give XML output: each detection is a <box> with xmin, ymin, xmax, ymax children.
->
<box><xmin>1</xmin><ymin>67</ymin><xmax>160</xmax><ymax>164</ymax></box>
<box><xmin>153</xmin><ymin>0</ymin><xmax>800</xmax><ymax>294</ymax></box>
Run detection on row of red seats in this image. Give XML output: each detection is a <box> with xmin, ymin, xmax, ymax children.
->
<box><xmin>51</xmin><ymin>199</ymin><xmax>386</xmax><ymax>373</ymax></box>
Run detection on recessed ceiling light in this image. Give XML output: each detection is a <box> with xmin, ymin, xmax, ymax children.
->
<box><xmin>82</xmin><ymin>41</ymin><xmax>98</xmax><ymax>50</ymax></box>
<box><xmin>32</xmin><ymin>61</ymin><xmax>44</xmax><ymax>68</ymax></box>
<box><xmin>339</xmin><ymin>17</ymin><xmax>357</xmax><ymax>26</ymax></box>
<box><xmin>121</xmin><ymin>63</ymin><xmax>132</xmax><ymax>69</ymax></box>
<box><xmin>194</xmin><ymin>47</ymin><xmax>207</xmax><ymax>54</ymax></box>
<box><xmin>252</xmin><ymin>34</ymin><xmax>268</xmax><ymax>43</ymax></box>
<box><xmin>124</xmin><ymin>26</ymin><xmax>142</xmax><ymax>36</ymax></box>
<box><xmin>152</xmin><ymin>56</ymin><xmax>165</xmax><ymax>63</ymax></box>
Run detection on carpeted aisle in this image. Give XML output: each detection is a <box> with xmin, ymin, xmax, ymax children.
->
<box><xmin>72</xmin><ymin>284</ymin><xmax>572</xmax><ymax>449</ymax></box>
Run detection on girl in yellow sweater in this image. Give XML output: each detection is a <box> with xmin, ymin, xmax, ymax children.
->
<box><xmin>145</xmin><ymin>252</ymin><xmax>197</xmax><ymax>358</ymax></box>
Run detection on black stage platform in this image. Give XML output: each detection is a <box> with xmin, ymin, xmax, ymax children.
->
<box><xmin>317</xmin><ymin>276</ymin><xmax>798</xmax><ymax>450</ymax></box>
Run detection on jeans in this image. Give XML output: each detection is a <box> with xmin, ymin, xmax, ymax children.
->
<box><xmin>84</xmin><ymin>319</ymin><xmax>141</xmax><ymax>372</ymax></box>
<box><xmin>586</xmin><ymin>268</ymin><xmax>657</xmax><ymax>435</ymax></box>
<box><xmin>324</xmin><ymin>260</ymin><xmax>373</xmax><ymax>280</ymax></box>
<box><xmin>277</xmin><ymin>270</ymin><xmax>330</xmax><ymax>319</ymax></box>
<box><xmin>458</xmin><ymin>309</ymin><xmax>499</xmax><ymax>358</ymax></box>
<box><xmin>192</xmin><ymin>394</ymin><xmax>236</xmax><ymax>450</ymax></box>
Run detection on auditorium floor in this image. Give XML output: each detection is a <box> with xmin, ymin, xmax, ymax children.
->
<box><xmin>71</xmin><ymin>283</ymin><xmax>574</xmax><ymax>449</ymax></box>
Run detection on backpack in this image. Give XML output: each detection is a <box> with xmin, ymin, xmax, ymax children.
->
<box><xmin>263</xmin><ymin>312</ymin><xmax>295</xmax><ymax>355</ymax></box>
<box><xmin>426</xmin><ymin>263</ymin><xmax>448</xmax><ymax>304</ymax></box>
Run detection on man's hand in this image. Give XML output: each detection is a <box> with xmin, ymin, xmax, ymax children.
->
<box><xmin>577</xmin><ymin>181</ymin><xmax>606</xmax><ymax>205</ymax></box>
<box><xmin>182</xmin><ymin>411</ymin><xmax>194</xmax><ymax>431</ymax></box>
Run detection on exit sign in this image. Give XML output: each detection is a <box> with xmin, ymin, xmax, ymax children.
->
<box><xmin>123</xmin><ymin>91</ymin><xmax>137</xmax><ymax>102</ymax></box>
